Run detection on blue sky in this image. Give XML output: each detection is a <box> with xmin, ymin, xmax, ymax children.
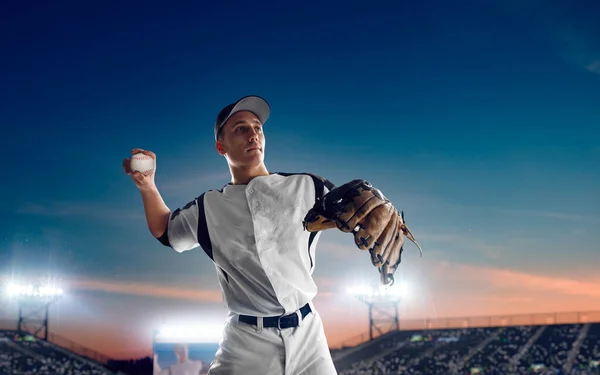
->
<box><xmin>0</xmin><ymin>0</ymin><xmax>599</xmax><ymax>359</ymax></box>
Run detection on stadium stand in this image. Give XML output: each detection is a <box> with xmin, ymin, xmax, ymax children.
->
<box><xmin>572</xmin><ymin>323</ymin><xmax>600</xmax><ymax>374</ymax></box>
<box><xmin>1</xmin><ymin>318</ymin><xmax>600</xmax><ymax>374</ymax></box>
<box><xmin>0</xmin><ymin>330</ymin><xmax>121</xmax><ymax>375</ymax></box>
<box><xmin>335</xmin><ymin>322</ymin><xmax>600</xmax><ymax>375</ymax></box>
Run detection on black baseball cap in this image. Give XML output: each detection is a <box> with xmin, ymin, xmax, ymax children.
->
<box><xmin>214</xmin><ymin>95</ymin><xmax>271</xmax><ymax>141</ymax></box>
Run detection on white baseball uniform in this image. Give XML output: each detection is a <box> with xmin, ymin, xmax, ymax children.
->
<box><xmin>157</xmin><ymin>172</ymin><xmax>338</xmax><ymax>375</ymax></box>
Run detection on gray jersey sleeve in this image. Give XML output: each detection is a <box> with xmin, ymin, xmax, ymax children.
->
<box><xmin>157</xmin><ymin>197</ymin><xmax>201</xmax><ymax>252</ymax></box>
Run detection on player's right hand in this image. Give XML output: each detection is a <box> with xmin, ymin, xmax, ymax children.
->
<box><xmin>123</xmin><ymin>148</ymin><xmax>157</xmax><ymax>190</ymax></box>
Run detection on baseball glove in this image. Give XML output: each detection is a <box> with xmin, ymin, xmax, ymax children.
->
<box><xmin>302</xmin><ymin>179</ymin><xmax>422</xmax><ymax>286</ymax></box>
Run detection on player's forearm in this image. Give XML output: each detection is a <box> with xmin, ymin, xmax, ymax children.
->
<box><xmin>139</xmin><ymin>185</ymin><xmax>171</xmax><ymax>238</ymax></box>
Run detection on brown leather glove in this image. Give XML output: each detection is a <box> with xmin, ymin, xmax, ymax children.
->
<box><xmin>303</xmin><ymin>179</ymin><xmax>422</xmax><ymax>286</ymax></box>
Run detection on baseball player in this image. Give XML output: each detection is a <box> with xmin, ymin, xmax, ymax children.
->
<box><xmin>123</xmin><ymin>95</ymin><xmax>420</xmax><ymax>375</ymax></box>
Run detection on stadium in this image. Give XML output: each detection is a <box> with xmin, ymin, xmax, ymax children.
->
<box><xmin>1</xmin><ymin>281</ymin><xmax>599</xmax><ymax>375</ymax></box>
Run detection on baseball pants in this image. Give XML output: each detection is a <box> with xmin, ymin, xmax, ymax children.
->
<box><xmin>208</xmin><ymin>304</ymin><xmax>338</xmax><ymax>375</ymax></box>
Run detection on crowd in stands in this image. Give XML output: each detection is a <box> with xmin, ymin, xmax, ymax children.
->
<box><xmin>2</xmin><ymin>322</ymin><xmax>600</xmax><ymax>374</ymax></box>
<box><xmin>0</xmin><ymin>330</ymin><xmax>116</xmax><ymax>375</ymax></box>
<box><xmin>571</xmin><ymin>323</ymin><xmax>600</xmax><ymax>375</ymax></box>
<box><xmin>335</xmin><ymin>323</ymin><xmax>600</xmax><ymax>375</ymax></box>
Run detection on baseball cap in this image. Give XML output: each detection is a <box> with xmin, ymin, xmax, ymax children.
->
<box><xmin>214</xmin><ymin>95</ymin><xmax>271</xmax><ymax>141</ymax></box>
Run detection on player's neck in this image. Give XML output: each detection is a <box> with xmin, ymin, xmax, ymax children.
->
<box><xmin>229</xmin><ymin>164</ymin><xmax>269</xmax><ymax>185</ymax></box>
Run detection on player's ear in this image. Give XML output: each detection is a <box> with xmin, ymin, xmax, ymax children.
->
<box><xmin>216</xmin><ymin>140</ymin><xmax>226</xmax><ymax>156</ymax></box>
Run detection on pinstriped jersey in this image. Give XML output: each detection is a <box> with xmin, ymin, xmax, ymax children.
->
<box><xmin>157</xmin><ymin>172</ymin><xmax>334</xmax><ymax>317</ymax></box>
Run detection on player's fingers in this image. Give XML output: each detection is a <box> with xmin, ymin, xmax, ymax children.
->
<box><xmin>353</xmin><ymin>203</ymin><xmax>395</xmax><ymax>252</ymax></box>
<box><xmin>131</xmin><ymin>148</ymin><xmax>156</xmax><ymax>159</ymax></box>
<box><xmin>141</xmin><ymin>150</ymin><xmax>156</xmax><ymax>159</ymax></box>
<box><xmin>131</xmin><ymin>148</ymin><xmax>156</xmax><ymax>158</ymax></box>
<box><xmin>371</xmin><ymin>210</ymin><xmax>398</xmax><ymax>265</ymax></box>
<box><xmin>131</xmin><ymin>171</ymin><xmax>145</xmax><ymax>181</ymax></box>
<box><xmin>122</xmin><ymin>159</ymin><xmax>132</xmax><ymax>175</ymax></box>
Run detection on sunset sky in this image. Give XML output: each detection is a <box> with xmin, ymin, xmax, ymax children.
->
<box><xmin>1</xmin><ymin>0</ymin><xmax>599</xmax><ymax>360</ymax></box>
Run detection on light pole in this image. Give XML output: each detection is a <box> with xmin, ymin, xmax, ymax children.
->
<box><xmin>347</xmin><ymin>283</ymin><xmax>405</xmax><ymax>341</ymax></box>
<box><xmin>4</xmin><ymin>282</ymin><xmax>63</xmax><ymax>340</ymax></box>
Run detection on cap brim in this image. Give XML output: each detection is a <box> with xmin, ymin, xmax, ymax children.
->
<box><xmin>216</xmin><ymin>96</ymin><xmax>270</xmax><ymax>139</ymax></box>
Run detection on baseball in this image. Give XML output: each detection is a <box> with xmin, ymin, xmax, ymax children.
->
<box><xmin>130</xmin><ymin>152</ymin><xmax>155</xmax><ymax>174</ymax></box>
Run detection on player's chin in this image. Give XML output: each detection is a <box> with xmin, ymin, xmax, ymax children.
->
<box><xmin>244</xmin><ymin>150</ymin><xmax>264</xmax><ymax>162</ymax></box>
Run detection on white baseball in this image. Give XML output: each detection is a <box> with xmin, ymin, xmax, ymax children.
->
<box><xmin>130</xmin><ymin>152</ymin><xmax>155</xmax><ymax>174</ymax></box>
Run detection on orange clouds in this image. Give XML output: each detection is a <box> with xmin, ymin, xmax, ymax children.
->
<box><xmin>67</xmin><ymin>278</ymin><xmax>223</xmax><ymax>303</ymax></box>
<box><xmin>61</xmin><ymin>260</ymin><xmax>600</xmax><ymax>318</ymax></box>
<box><xmin>435</xmin><ymin>261</ymin><xmax>600</xmax><ymax>299</ymax></box>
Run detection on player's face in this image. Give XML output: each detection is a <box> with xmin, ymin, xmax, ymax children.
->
<box><xmin>174</xmin><ymin>344</ymin><xmax>188</xmax><ymax>361</ymax></box>
<box><xmin>216</xmin><ymin>111</ymin><xmax>265</xmax><ymax>167</ymax></box>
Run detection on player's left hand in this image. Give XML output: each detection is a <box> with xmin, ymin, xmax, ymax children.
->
<box><xmin>302</xmin><ymin>179</ymin><xmax>422</xmax><ymax>286</ymax></box>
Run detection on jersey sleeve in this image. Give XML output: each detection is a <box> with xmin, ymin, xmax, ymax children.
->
<box><xmin>156</xmin><ymin>196</ymin><xmax>202</xmax><ymax>253</ymax></box>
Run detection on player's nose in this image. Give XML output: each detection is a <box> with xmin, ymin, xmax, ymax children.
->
<box><xmin>248</xmin><ymin>129</ymin><xmax>260</xmax><ymax>142</ymax></box>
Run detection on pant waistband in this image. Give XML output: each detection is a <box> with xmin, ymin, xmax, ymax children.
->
<box><xmin>238</xmin><ymin>303</ymin><xmax>312</xmax><ymax>329</ymax></box>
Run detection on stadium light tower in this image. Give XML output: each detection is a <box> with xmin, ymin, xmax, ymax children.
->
<box><xmin>347</xmin><ymin>282</ymin><xmax>406</xmax><ymax>341</ymax></box>
<box><xmin>4</xmin><ymin>281</ymin><xmax>64</xmax><ymax>340</ymax></box>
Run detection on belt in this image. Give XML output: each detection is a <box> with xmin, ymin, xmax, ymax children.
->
<box><xmin>238</xmin><ymin>303</ymin><xmax>312</xmax><ymax>329</ymax></box>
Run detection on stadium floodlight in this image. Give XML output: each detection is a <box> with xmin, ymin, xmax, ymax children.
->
<box><xmin>6</xmin><ymin>283</ymin><xmax>64</xmax><ymax>298</ymax></box>
<box><xmin>2</xmin><ymin>279</ymin><xmax>64</xmax><ymax>341</ymax></box>
<box><xmin>346</xmin><ymin>282</ymin><xmax>406</xmax><ymax>303</ymax></box>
